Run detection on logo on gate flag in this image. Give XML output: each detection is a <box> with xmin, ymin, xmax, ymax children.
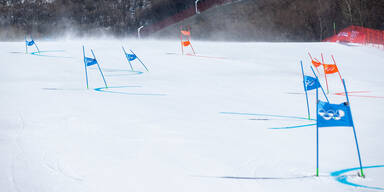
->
<box><xmin>323</xmin><ymin>64</ymin><xmax>339</xmax><ymax>74</ymax></box>
<box><xmin>84</xmin><ymin>57</ymin><xmax>97</xmax><ymax>66</ymax></box>
<box><xmin>317</xmin><ymin>100</ymin><xmax>353</xmax><ymax>127</ymax></box>
<box><xmin>126</xmin><ymin>53</ymin><xmax>137</xmax><ymax>61</ymax></box>
<box><xmin>304</xmin><ymin>75</ymin><xmax>321</xmax><ymax>91</ymax></box>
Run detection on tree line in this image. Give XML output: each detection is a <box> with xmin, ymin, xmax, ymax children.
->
<box><xmin>0</xmin><ymin>0</ymin><xmax>191</xmax><ymax>40</ymax></box>
<box><xmin>0</xmin><ymin>0</ymin><xmax>383</xmax><ymax>41</ymax></box>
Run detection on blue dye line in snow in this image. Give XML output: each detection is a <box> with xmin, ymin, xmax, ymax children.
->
<box><xmin>330</xmin><ymin>165</ymin><xmax>384</xmax><ymax>190</ymax></box>
<box><xmin>94</xmin><ymin>86</ymin><xmax>167</xmax><ymax>96</ymax></box>
<box><xmin>30</xmin><ymin>50</ymin><xmax>72</xmax><ymax>58</ymax></box>
<box><xmin>220</xmin><ymin>112</ymin><xmax>316</xmax><ymax>121</ymax></box>
<box><xmin>269</xmin><ymin>123</ymin><xmax>316</xmax><ymax>130</ymax></box>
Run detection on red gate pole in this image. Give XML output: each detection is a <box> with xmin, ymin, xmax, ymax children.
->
<box><xmin>180</xmin><ymin>26</ymin><xmax>184</xmax><ymax>55</ymax></box>
<box><xmin>331</xmin><ymin>55</ymin><xmax>343</xmax><ymax>86</ymax></box>
<box><xmin>322</xmin><ymin>53</ymin><xmax>330</xmax><ymax>94</ymax></box>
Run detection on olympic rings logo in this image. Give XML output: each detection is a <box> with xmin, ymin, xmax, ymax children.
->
<box><xmin>305</xmin><ymin>80</ymin><xmax>315</xmax><ymax>87</ymax></box>
<box><xmin>318</xmin><ymin>109</ymin><xmax>345</xmax><ymax>120</ymax></box>
<box><xmin>325</xmin><ymin>66</ymin><xmax>336</xmax><ymax>73</ymax></box>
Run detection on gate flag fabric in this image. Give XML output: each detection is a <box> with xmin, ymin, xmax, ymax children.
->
<box><xmin>317</xmin><ymin>101</ymin><xmax>353</xmax><ymax>127</ymax></box>
<box><xmin>84</xmin><ymin>57</ymin><xmax>98</xmax><ymax>67</ymax></box>
<box><xmin>181</xmin><ymin>30</ymin><xmax>191</xmax><ymax>36</ymax></box>
<box><xmin>182</xmin><ymin>40</ymin><xmax>191</xmax><ymax>47</ymax></box>
<box><xmin>304</xmin><ymin>75</ymin><xmax>321</xmax><ymax>91</ymax></box>
<box><xmin>26</xmin><ymin>40</ymin><xmax>35</xmax><ymax>46</ymax></box>
<box><xmin>126</xmin><ymin>53</ymin><xmax>137</xmax><ymax>61</ymax></box>
<box><xmin>323</xmin><ymin>64</ymin><xmax>339</xmax><ymax>75</ymax></box>
<box><xmin>312</xmin><ymin>59</ymin><xmax>322</xmax><ymax>68</ymax></box>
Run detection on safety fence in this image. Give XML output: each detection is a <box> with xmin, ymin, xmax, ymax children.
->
<box><xmin>323</xmin><ymin>25</ymin><xmax>384</xmax><ymax>49</ymax></box>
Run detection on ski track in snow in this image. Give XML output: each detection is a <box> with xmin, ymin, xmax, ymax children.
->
<box><xmin>10</xmin><ymin>114</ymin><xmax>27</xmax><ymax>192</ymax></box>
<box><xmin>93</xmin><ymin>86</ymin><xmax>167</xmax><ymax>96</ymax></box>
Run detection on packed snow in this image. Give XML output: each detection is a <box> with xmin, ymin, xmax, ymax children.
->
<box><xmin>1</xmin><ymin>39</ymin><xmax>383</xmax><ymax>192</ymax></box>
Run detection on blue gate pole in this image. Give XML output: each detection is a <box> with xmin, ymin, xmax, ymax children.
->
<box><xmin>122</xmin><ymin>47</ymin><xmax>134</xmax><ymax>71</ymax></box>
<box><xmin>343</xmin><ymin>79</ymin><xmax>365</xmax><ymax>178</ymax></box>
<box><xmin>83</xmin><ymin>46</ymin><xmax>89</xmax><ymax>89</ymax></box>
<box><xmin>31</xmin><ymin>35</ymin><xmax>40</xmax><ymax>54</ymax></box>
<box><xmin>91</xmin><ymin>49</ymin><xmax>108</xmax><ymax>88</ymax></box>
<box><xmin>316</xmin><ymin>86</ymin><xmax>319</xmax><ymax>176</ymax></box>
<box><xmin>34</xmin><ymin>43</ymin><xmax>41</xmax><ymax>54</ymax></box>
<box><xmin>300</xmin><ymin>61</ymin><xmax>311</xmax><ymax>120</ymax></box>
<box><xmin>130</xmin><ymin>49</ymin><xmax>149</xmax><ymax>72</ymax></box>
<box><xmin>310</xmin><ymin>66</ymin><xmax>329</xmax><ymax>102</ymax></box>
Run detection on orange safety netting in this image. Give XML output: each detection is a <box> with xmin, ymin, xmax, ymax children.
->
<box><xmin>323</xmin><ymin>64</ymin><xmax>339</xmax><ymax>74</ymax></box>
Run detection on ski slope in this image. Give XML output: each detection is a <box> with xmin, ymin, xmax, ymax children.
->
<box><xmin>1</xmin><ymin>39</ymin><xmax>384</xmax><ymax>192</ymax></box>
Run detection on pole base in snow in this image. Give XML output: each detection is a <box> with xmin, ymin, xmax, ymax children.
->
<box><xmin>358</xmin><ymin>171</ymin><xmax>365</xmax><ymax>178</ymax></box>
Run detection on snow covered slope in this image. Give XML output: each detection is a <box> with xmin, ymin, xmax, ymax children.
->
<box><xmin>1</xmin><ymin>39</ymin><xmax>383</xmax><ymax>192</ymax></box>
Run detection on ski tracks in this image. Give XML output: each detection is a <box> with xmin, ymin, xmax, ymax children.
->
<box><xmin>10</xmin><ymin>114</ymin><xmax>27</xmax><ymax>192</ymax></box>
<box><xmin>10</xmin><ymin>115</ymin><xmax>84</xmax><ymax>192</ymax></box>
<box><xmin>43</xmin><ymin>153</ymin><xmax>84</xmax><ymax>182</ymax></box>
<box><xmin>43</xmin><ymin>117</ymin><xmax>85</xmax><ymax>183</ymax></box>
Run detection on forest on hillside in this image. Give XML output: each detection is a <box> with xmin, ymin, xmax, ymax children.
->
<box><xmin>0</xmin><ymin>0</ymin><xmax>383</xmax><ymax>41</ymax></box>
<box><xmin>160</xmin><ymin>0</ymin><xmax>384</xmax><ymax>41</ymax></box>
<box><xmin>0</xmin><ymin>0</ymin><xmax>193</xmax><ymax>39</ymax></box>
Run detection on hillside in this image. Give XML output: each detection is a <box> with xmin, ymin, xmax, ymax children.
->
<box><xmin>1</xmin><ymin>0</ymin><xmax>383</xmax><ymax>41</ymax></box>
<box><xmin>151</xmin><ymin>0</ymin><xmax>384</xmax><ymax>41</ymax></box>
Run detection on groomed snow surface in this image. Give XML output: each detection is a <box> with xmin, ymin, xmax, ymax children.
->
<box><xmin>1</xmin><ymin>39</ymin><xmax>383</xmax><ymax>192</ymax></box>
